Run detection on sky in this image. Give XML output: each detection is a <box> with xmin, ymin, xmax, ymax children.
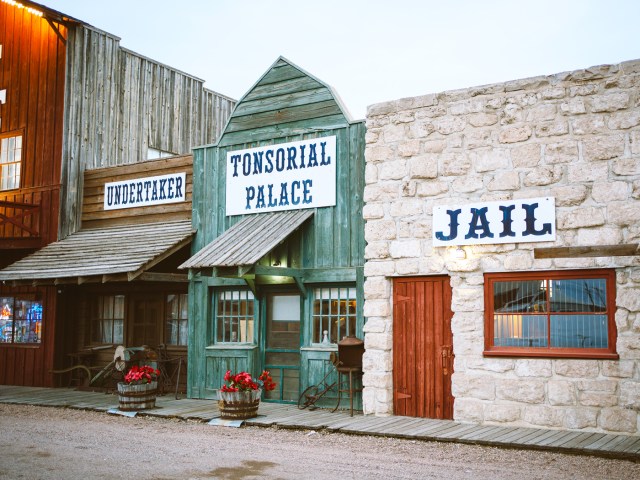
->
<box><xmin>46</xmin><ymin>0</ymin><xmax>640</xmax><ymax>120</ymax></box>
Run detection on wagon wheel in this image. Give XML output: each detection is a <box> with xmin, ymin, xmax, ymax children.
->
<box><xmin>114</xmin><ymin>345</ymin><xmax>128</xmax><ymax>372</ymax></box>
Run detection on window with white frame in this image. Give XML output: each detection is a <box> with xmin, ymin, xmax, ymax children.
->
<box><xmin>165</xmin><ymin>293</ymin><xmax>188</xmax><ymax>345</ymax></box>
<box><xmin>484</xmin><ymin>269</ymin><xmax>617</xmax><ymax>358</ymax></box>
<box><xmin>215</xmin><ymin>290</ymin><xmax>255</xmax><ymax>343</ymax></box>
<box><xmin>92</xmin><ymin>295</ymin><xmax>125</xmax><ymax>344</ymax></box>
<box><xmin>312</xmin><ymin>286</ymin><xmax>357</xmax><ymax>344</ymax></box>
<box><xmin>0</xmin><ymin>134</ymin><xmax>22</xmax><ymax>191</ymax></box>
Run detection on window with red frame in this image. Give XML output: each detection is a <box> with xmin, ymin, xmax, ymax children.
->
<box><xmin>484</xmin><ymin>269</ymin><xmax>617</xmax><ymax>359</ymax></box>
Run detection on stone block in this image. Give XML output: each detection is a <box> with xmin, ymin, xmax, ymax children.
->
<box><xmin>511</xmin><ymin>143</ymin><xmax>541</xmax><ymax>167</ymax></box>
<box><xmin>362</xmin><ymin>371</ymin><xmax>393</xmax><ymax>389</ymax></box>
<box><xmin>362</xmin><ymin>317</ymin><xmax>387</xmax><ymax>334</ymax></box>
<box><xmin>496</xmin><ymin>379</ymin><xmax>545</xmax><ymax>403</ymax></box>
<box><xmin>484</xmin><ymin>404</ymin><xmax>522</xmax><ymax>423</ymax></box>
<box><xmin>582</xmin><ymin>134</ymin><xmax>625</xmax><ymax>161</ymax></box>
<box><xmin>364</xmin><ymin>332</ymin><xmax>393</xmax><ymax>351</ymax></box>
<box><xmin>389</xmin><ymin>200</ymin><xmax>424</xmax><ymax>218</ymax></box>
<box><xmin>453</xmin><ymin>398</ymin><xmax>484</xmax><ymax>422</ymax></box>
<box><xmin>535</xmin><ymin>121</ymin><xmax>569</xmax><ymax>137</ymax></box>
<box><xmin>452</xmin><ymin>373</ymin><xmax>496</xmax><ymax>400</ymax></box>
<box><xmin>551</xmin><ymin>185</ymin><xmax>587</xmax><ymax>207</ymax></box>
<box><xmin>365</xmin><ymin>130</ymin><xmax>379</xmax><ymax>144</ymax></box>
<box><xmin>563</xmin><ymin>408</ymin><xmax>598</xmax><ymax>429</ymax></box>
<box><xmin>395</xmin><ymin>259</ymin><xmax>420</xmax><ymax>275</ymax></box>
<box><xmin>567</xmin><ymin>162</ymin><xmax>608</xmax><ymax>183</ymax></box>
<box><xmin>608</xmin><ymin>202</ymin><xmax>640</xmax><ymax>226</ymax></box>
<box><xmin>548</xmin><ymin>381</ymin><xmax>576</xmax><ymax>406</ymax></box>
<box><xmin>523</xmin><ymin>405</ymin><xmax>564</xmax><ymax>427</ymax></box>
<box><xmin>397</xmin><ymin>140</ymin><xmax>421</xmax><ymax>157</ymax></box>
<box><xmin>363</xmin><ymin>261</ymin><xmax>396</xmax><ymax>277</ymax></box>
<box><xmin>504</xmin><ymin>253</ymin><xmax>534</xmax><ymax>271</ymax></box>
<box><xmin>554</xmin><ymin>360</ymin><xmax>599</xmax><ymax>378</ymax></box>
<box><xmin>389</xmin><ymin>240</ymin><xmax>421</xmax><ymax>258</ymax></box>
<box><xmin>364</xmin><ymin>241</ymin><xmax>390</xmax><ymax>260</ymax></box>
<box><xmin>383</xmin><ymin>124</ymin><xmax>408</xmax><ymax>143</ymax></box>
<box><xmin>362</xmin><ymin>204</ymin><xmax>385</xmax><ymax>220</ymax></box>
<box><xmin>598</xmin><ymin>407</ymin><xmax>638</xmax><ymax>433</ymax></box>
<box><xmin>365</xmin><ymin>163</ymin><xmax>378</xmax><ymax>184</ymax></box>
<box><xmin>523</xmin><ymin>165</ymin><xmax>563</xmax><ymax>186</ymax></box>
<box><xmin>557</xmin><ymin>207</ymin><xmax>605</xmax><ymax>229</ymax></box>
<box><xmin>612</xmin><ymin>159</ymin><xmax>640</xmax><ymax>176</ymax></box>
<box><xmin>408</xmin><ymin>155</ymin><xmax>439</xmax><ymax>179</ymax></box>
<box><xmin>365</xmin><ymin>145</ymin><xmax>394</xmax><ymax>163</ymax></box>
<box><xmin>617</xmin><ymin>287</ymin><xmax>640</xmax><ymax>311</ymax></box>
<box><xmin>364</xmin><ymin>182</ymin><xmax>400</xmax><ymax>202</ymax></box>
<box><xmin>487</xmin><ymin>171</ymin><xmax>520</xmax><ymax>191</ymax></box>
<box><xmin>577</xmin><ymin>227</ymin><xmax>623</xmax><ymax>246</ymax></box>
<box><xmin>601</xmin><ymin>360</ymin><xmax>635</xmax><ymax>378</ymax></box>
<box><xmin>364</xmin><ymin>277</ymin><xmax>390</xmax><ymax>298</ymax></box>
<box><xmin>452</xmin><ymin>176</ymin><xmax>484</xmax><ymax>193</ymax></box>
<box><xmin>465</xmin><ymin>130</ymin><xmax>492</xmax><ymax>149</ymax></box>
<box><xmin>468</xmin><ymin>112</ymin><xmax>499</xmax><ymax>127</ymax></box>
<box><xmin>471</xmin><ymin>148</ymin><xmax>510</xmax><ymax>172</ymax></box>
<box><xmin>365</xmin><ymin>219</ymin><xmax>397</xmax><ymax>241</ymax></box>
<box><xmin>423</xmin><ymin>140</ymin><xmax>446</xmax><ymax>153</ymax></box>
<box><xmin>379</xmin><ymin>160</ymin><xmax>407</xmax><ymax>180</ymax></box>
<box><xmin>514</xmin><ymin>359</ymin><xmax>552</xmax><ymax>377</ymax></box>
<box><xmin>498</xmin><ymin>125</ymin><xmax>532</xmax><ymax>143</ymax></box>
<box><xmin>560</xmin><ymin>99</ymin><xmax>587</xmax><ymax>115</ymax></box>
<box><xmin>544</xmin><ymin>141</ymin><xmax>578</xmax><ymax>164</ymax></box>
<box><xmin>591</xmin><ymin>181</ymin><xmax>630</xmax><ymax>203</ymax></box>
<box><xmin>591</xmin><ymin>92</ymin><xmax>630</xmax><ymax>112</ymax></box>
<box><xmin>441</xmin><ymin>153</ymin><xmax>472</xmax><ymax>176</ymax></box>
<box><xmin>569</xmin><ymin>84</ymin><xmax>599</xmax><ymax>97</ymax></box>
<box><xmin>570</xmin><ymin>115</ymin><xmax>607</xmax><ymax>135</ymax></box>
<box><xmin>619</xmin><ymin>381</ymin><xmax>640</xmax><ymax>410</ymax></box>
<box><xmin>526</xmin><ymin>104</ymin><xmax>558</xmax><ymax>122</ymax></box>
<box><xmin>607</xmin><ymin>110</ymin><xmax>640</xmax><ymax>130</ymax></box>
<box><xmin>416</xmin><ymin>180</ymin><xmax>449</xmax><ymax>197</ymax></box>
<box><xmin>465</xmin><ymin>358</ymin><xmax>515</xmax><ymax>373</ymax></box>
<box><xmin>362</xmin><ymin>350</ymin><xmax>392</xmax><ymax>371</ymax></box>
<box><xmin>433</xmin><ymin>116</ymin><xmax>466</xmax><ymax>135</ymax></box>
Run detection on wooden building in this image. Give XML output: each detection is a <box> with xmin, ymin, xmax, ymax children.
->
<box><xmin>0</xmin><ymin>0</ymin><xmax>234</xmax><ymax>387</ymax></box>
<box><xmin>181</xmin><ymin>57</ymin><xmax>366</xmax><ymax>405</ymax></box>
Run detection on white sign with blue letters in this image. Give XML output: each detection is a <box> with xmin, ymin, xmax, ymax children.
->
<box><xmin>432</xmin><ymin>197</ymin><xmax>556</xmax><ymax>246</ymax></box>
<box><xmin>225</xmin><ymin>136</ymin><xmax>336</xmax><ymax>216</ymax></box>
<box><xmin>104</xmin><ymin>172</ymin><xmax>186</xmax><ymax>211</ymax></box>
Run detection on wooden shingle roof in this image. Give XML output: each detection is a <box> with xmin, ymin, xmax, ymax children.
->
<box><xmin>180</xmin><ymin>210</ymin><xmax>313</xmax><ymax>269</ymax></box>
<box><xmin>0</xmin><ymin>220</ymin><xmax>194</xmax><ymax>284</ymax></box>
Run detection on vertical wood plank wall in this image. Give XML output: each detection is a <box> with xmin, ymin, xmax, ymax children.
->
<box><xmin>59</xmin><ymin>25</ymin><xmax>236</xmax><ymax>238</ymax></box>
<box><xmin>0</xmin><ymin>5</ymin><xmax>66</xmax><ymax>387</ymax></box>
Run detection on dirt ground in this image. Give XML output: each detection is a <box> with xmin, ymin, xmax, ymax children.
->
<box><xmin>0</xmin><ymin>404</ymin><xmax>637</xmax><ymax>480</ymax></box>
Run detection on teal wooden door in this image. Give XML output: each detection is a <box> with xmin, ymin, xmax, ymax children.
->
<box><xmin>263</xmin><ymin>293</ymin><xmax>301</xmax><ymax>402</ymax></box>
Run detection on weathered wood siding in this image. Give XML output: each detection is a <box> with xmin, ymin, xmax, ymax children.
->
<box><xmin>81</xmin><ymin>154</ymin><xmax>193</xmax><ymax>229</ymax></box>
<box><xmin>60</xmin><ymin>25</ymin><xmax>235</xmax><ymax>238</ymax></box>
<box><xmin>0</xmin><ymin>3</ymin><xmax>66</xmax><ymax>249</ymax></box>
<box><xmin>188</xmin><ymin>58</ymin><xmax>366</xmax><ymax>399</ymax></box>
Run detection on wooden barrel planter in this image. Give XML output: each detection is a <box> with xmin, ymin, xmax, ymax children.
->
<box><xmin>218</xmin><ymin>389</ymin><xmax>262</xmax><ymax>420</ymax></box>
<box><xmin>117</xmin><ymin>381</ymin><xmax>158</xmax><ymax>411</ymax></box>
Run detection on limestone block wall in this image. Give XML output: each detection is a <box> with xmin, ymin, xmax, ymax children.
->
<box><xmin>363</xmin><ymin>59</ymin><xmax>640</xmax><ymax>435</ymax></box>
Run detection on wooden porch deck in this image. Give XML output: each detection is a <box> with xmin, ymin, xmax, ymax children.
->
<box><xmin>1</xmin><ymin>385</ymin><xmax>638</xmax><ymax>461</ymax></box>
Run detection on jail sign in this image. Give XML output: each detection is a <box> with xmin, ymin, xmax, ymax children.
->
<box><xmin>225</xmin><ymin>136</ymin><xmax>337</xmax><ymax>216</ymax></box>
<box><xmin>432</xmin><ymin>197</ymin><xmax>556</xmax><ymax>246</ymax></box>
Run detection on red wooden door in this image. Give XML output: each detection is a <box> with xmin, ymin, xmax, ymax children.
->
<box><xmin>393</xmin><ymin>276</ymin><xmax>454</xmax><ymax>419</ymax></box>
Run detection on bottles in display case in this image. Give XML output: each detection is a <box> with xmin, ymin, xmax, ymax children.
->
<box><xmin>0</xmin><ymin>296</ymin><xmax>42</xmax><ymax>344</ymax></box>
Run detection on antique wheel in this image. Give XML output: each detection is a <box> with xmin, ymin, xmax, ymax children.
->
<box><xmin>298</xmin><ymin>385</ymin><xmax>319</xmax><ymax>410</ymax></box>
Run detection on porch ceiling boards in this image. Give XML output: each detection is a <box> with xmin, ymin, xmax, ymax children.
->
<box><xmin>0</xmin><ymin>220</ymin><xmax>194</xmax><ymax>285</ymax></box>
<box><xmin>180</xmin><ymin>210</ymin><xmax>313</xmax><ymax>271</ymax></box>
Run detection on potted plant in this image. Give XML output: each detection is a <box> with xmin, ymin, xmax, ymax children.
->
<box><xmin>117</xmin><ymin>365</ymin><xmax>160</xmax><ymax>411</ymax></box>
<box><xmin>218</xmin><ymin>370</ymin><xmax>276</xmax><ymax>420</ymax></box>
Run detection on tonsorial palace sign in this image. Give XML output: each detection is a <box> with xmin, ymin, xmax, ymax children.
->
<box><xmin>225</xmin><ymin>136</ymin><xmax>336</xmax><ymax>216</ymax></box>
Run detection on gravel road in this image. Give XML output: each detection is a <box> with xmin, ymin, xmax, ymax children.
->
<box><xmin>0</xmin><ymin>403</ymin><xmax>637</xmax><ymax>480</ymax></box>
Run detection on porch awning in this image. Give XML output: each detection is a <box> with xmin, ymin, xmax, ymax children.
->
<box><xmin>180</xmin><ymin>210</ymin><xmax>314</xmax><ymax>270</ymax></box>
<box><xmin>0</xmin><ymin>220</ymin><xmax>194</xmax><ymax>284</ymax></box>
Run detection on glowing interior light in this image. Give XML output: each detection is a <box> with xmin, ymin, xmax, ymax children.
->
<box><xmin>2</xmin><ymin>0</ymin><xmax>44</xmax><ymax>17</ymax></box>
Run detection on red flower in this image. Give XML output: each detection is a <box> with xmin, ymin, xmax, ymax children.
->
<box><xmin>124</xmin><ymin>365</ymin><xmax>159</xmax><ymax>385</ymax></box>
<box><xmin>220</xmin><ymin>369</ymin><xmax>276</xmax><ymax>392</ymax></box>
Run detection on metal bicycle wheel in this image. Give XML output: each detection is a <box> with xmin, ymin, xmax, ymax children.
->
<box><xmin>298</xmin><ymin>385</ymin><xmax>319</xmax><ymax>410</ymax></box>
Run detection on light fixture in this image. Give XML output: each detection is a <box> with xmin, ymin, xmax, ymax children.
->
<box><xmin>453</xmin><ymin>247</ymin><xmax>466</xmax><ymax>259</ymax></box>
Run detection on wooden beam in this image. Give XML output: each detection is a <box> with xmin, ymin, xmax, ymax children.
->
<box><xmin>244</xmin><ymin>278</ymin><xmax>257</xmax><ymax>296</ymax></box>
<box><xmin>534</xmin><ymin>244</ymin><xmax>639</xmax><ymax>259</ymax></box>
<box><xmin>136</xmin><ymin>272</ymin><xmax>189</xmax><ymax>283</ymax></box>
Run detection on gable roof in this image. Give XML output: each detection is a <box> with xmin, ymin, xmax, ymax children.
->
<box><xmin>215</xmin><ymin>56</ymin><xmax>360</xmax><ymax>147</ymax></box>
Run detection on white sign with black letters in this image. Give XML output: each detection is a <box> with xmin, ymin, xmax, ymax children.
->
<box><xmin>432</xmin><ymin>197</ymin><xmax>556</xmax><ymax>246</ymax></box>
<box><xmin>103</xmin><ymin>172</ymin><xmax>186</xmax><ymax>210</ymax></box>
<box><xmin>225</xmin><ymin>136</ymin><xmax>336</xmax><ymax>216</ymax></box>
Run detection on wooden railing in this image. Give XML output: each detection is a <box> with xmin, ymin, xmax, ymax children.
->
<box><xmin>0</xmin><ymin>199</ymin><xmax>41</xmax><ymax>239</ymax></box>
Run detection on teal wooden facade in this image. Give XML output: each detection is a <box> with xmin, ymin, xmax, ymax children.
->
<box><xmin>183</xmin><ymin>58</ymin><xmax>366</xmax><ymax>404</ymax></box>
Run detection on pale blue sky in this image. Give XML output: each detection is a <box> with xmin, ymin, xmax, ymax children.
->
<box><xmin>48</xmin><ymin>0</ymin><xmax>640</xmax><ymax>119</ymax></box>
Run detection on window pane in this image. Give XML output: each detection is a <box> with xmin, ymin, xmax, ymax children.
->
<box><xmin>0</xmin><ymin>135</ymin><xmax>23</xmax><ymax>190</ymax></box>
<box><xmin>494</xmin><ymin>280</ymin><xmax>547</xmax><ymax>313</ymax></box>
<box><xmin>494</xmin><ymin>314</ymin><xmax>547</xmax><ymax>347</ymax></box>
<box><xmin>312</xmin><ymin>286</ymin><xmax>357</xmax><ymax>344</ymax></box>
<box><xmin>13</xmin><ymin>298</ymin><xmax>42</xmax><ymax>344</ymax></box>
<box><xmin>550</xmin><ymin>314</ymin><xmax>608</xmax><ymax>348</ymax></box>
<box><xmin>549</xmin><ymin>279</ymin><xmax>606</xmax><ymax>313</ymax></box>
<box><xmin>0</xmin><ymin>297</ymin><xmax>14</xmax><ymax>343</ymax></box>
<box><xmin>215</xmin><ymin>290</ymin><xmax>254</xmax><ymax>343</ymax></box>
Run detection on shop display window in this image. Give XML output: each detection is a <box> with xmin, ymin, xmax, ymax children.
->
<box><xmin>311</xmin><ymin>286</ymin><xmax>357</xmax><ymax>345</ymax></box>
<box><xmin>0</xmin><ymin>295</ymin><xmax>42</xmax><ymax>344</ymax></box>
<box><xmin>484</xmin><ymin>269</ymin><xmax>617</xmax><ymax>358</ymax></box>
<box><xmin>215</xmin><ymin>290</ymin><xmax>254</xmax><ymax>343</ymax></box>
<box><xmin>166</xmin><ymin>293</ymin><xmax>188</xmax><ymax>345</ymax></box>
<box><xmin>92</xmin><ymin>295</ymin><xmax>124</xmax><ymax>344</ymax></box>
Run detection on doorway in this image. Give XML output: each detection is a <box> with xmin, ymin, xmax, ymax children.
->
<box><xmin>128</xmin><ymin>295</ymin><xmax>162</xmax><ymax>347</ymax></box>
<box><xmin>263</xmin><ymin>293</ymin><xmax>301</xmax><ymax>402</ymax></box>
<box><xmin>393</xmin><ymin>276</ymin><xmax>454</xmax><ymax>419</ymax></box>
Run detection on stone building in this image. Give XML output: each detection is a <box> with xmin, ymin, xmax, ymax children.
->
<box><xmin>362</xmin><ymin>59</ymin><xmax>640</xmax><ymax>435</ymax></box>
